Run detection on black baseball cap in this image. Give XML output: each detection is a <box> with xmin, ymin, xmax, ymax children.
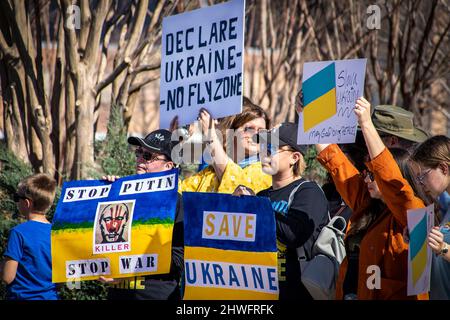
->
<box><xmin>256</xmin><ymin>122</ymin><xmax>308</xmax><ymax>155</ymax></box>
<box><xmin>128</xmin><ymin>129</ymin><xmax>177</xmax><ymax>161</ymax></box>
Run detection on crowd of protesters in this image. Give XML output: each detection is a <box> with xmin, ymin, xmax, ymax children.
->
<box><xmin>1</xmin><ymin>93</ymin><xmax>449</xmax><ymax>301</ymax></box>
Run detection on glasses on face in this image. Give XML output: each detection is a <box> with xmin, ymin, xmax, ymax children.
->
<box><xmin>267</xmin><ymin>147</ymin><xmax>291</xmax><ymax>157</ymax></box>
<box><xmin>417</xmin><ymin>168</ymin><xmax>432</xmax><ymax>184</ymax></box>
<box><xmin>135</xmin><ymin>148</ymin><xmax>167</xmax><ymax>162</ymax></box>
<box><xmin>363</xmin><ymin>169</ymin><xmax>374</xmax><ymax>181</ymax></box>
<box><xmin>242</xmin><ymin>126</ymin><xmax>264</xmax><ymax>136</ymax></box>
<box><xmin>13</xmin><ymin>192</ymin><xmax>28</xmax><ymax>203</ymax></box>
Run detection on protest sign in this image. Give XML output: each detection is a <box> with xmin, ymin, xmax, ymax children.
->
<box><xmin>183</xmin><ymin>192</ymin><xmax>278</xmax><ymax>300</ymax></box>
<box><xmin>407</xmin><ymin>204</ymin><xmax>434</xmax><ymax>296</ymax></box>
<box><xmin>51</xmin><ymin>169</ymin><xmax>179</xmax><ymax>283</ymax></box>
<box><xmin>159</xmin><ymin>0</ymin><xmax>245</xmax><ymax>129</ymax></box>
<box><xmin>298</xmin><ymin>58</ymin><xmax>367</xmax><ymax>144</ymax></box>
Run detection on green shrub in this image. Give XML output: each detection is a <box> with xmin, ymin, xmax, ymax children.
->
<box><xmin>96</xmin><ymin>105</ymin><xmax>135</xmax><ymax>178</ymax></box>
<box><xmin>303</xmin><ymin>146</ymin><xmax>328</xmax><ymax>186</ymax></box>
<box><xmin>0</xmin><ymin>143</ymin><xmax>32</xmax><ymax>298</ymax></box>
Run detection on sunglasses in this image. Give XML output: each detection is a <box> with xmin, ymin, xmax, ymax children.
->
<box><xmin>13</xmin><ymin>192</ymin><xmax>28</xmax><ymax>202</ymax></box>
<box><xmin>134</xmin><ymin>148</ymin><xmax>168</xmax><ymax>162</ymax></box>
<box><xmin>363</xmin><ymin>169</ymin><xmax>374</xmax><ymax>181</ymax></box>
<box><xmin>260</xmin><ymin>142</ymin><xmax>293</xmax><ymax>158</ymax></box>
<box><xmin>242</xmin><ymin>126</ymin><xmax>264</xmax><ymax>135</ymax></box>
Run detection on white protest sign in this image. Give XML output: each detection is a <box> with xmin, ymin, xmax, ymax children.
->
<box><xmin>159</xmin><ymin>0</ymin><xmax>245</xmax><ymax>129</ymax></box>
<box><xmin>297</xmin><ymin>58</ymin><xmax>367</xmax><ymax>144</ymax></box>
<box><xmin>407</xmin><ymin>204</ymin><xmax>434</xmax><ymax>296</ymax></box>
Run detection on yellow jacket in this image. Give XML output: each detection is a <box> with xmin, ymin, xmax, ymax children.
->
<box><xmin>181</xmin><ymin>161</ymin><xmax>272</xmax><ymax>194</ymax></box>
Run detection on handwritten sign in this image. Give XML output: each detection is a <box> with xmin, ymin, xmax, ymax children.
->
<box><xmin>297</xmin><ymin>58</ymin><xmax>367</xmax><ymax>144</ymax></box>
<box><xmin>407</xmin><ymin>204</ymin><xmax>434</xmax><ymax>296</ymax></box>
<box><xmin>159</xmin><ymin>0</ymin><xmax>245</xmax><ymax>129</ymax></box>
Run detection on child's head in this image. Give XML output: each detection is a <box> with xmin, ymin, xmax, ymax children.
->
<box><xmin>15</xmin><ymin>173</ymin><xmax>57</xmax><ymax>216</ymax></box>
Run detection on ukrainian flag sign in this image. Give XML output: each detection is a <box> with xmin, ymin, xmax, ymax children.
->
<box><xmin>51</xmin><ymin>169</ymin><xmax>179</xmax><ymax>283</ymax></box>
<box><xmin>298</xmin><ymin>58</ymin><xmax>367</xmax><ymax>145</ymax></box>
<box><xmin>303</xmin><ymin>62</ymin><xmax>337</xmax><ymax>132</ymax></box>
<box><xmin>183</xmin><ymin>192</ymin><xmax>278</xmax><ymax>300</ymax></box>
<box><xmin>407</xmin><ymin>204</ymin><xmax>434</xmax><ymax>296</ymax></box>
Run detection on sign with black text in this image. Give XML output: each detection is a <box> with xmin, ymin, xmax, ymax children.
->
<box><xmin>160</xmin><ymin>0</ymin><xmax>245</xmax><ymax>128</ymax></box>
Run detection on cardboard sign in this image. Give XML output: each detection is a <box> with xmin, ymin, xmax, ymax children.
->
<box><xmin>183</xmin><ymin>192</ymin><xmax>278</xmax><ymax>300</ymax></box>
<box><xmin>51</xmin><ymin>169</ymin><xmax>179</xmax><ymax>282</ymax></box>
<box><xmin>159</xmin><ymin>0</ymin><xmax>245</xmax><ymax>129</ymax></box>
<box><xmin>298</xmin><ymin>58</ymin><xmax>367</xmax><ymax>144</ymax></box>
<box><xmin>407</xmin><ymin>204</ymin><xmax>434</xmax><ymax>296</ymax></box>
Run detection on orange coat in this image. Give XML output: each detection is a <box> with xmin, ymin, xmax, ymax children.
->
<box><xmin>317</xmin><ymin>144</ymin><xmax>428</xmax><ymax>300</ymax></box>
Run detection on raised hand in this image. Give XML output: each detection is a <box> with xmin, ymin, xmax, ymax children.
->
<box><xmin>354</xmin><ymin>97</ymin><xmax>372</xmax><ymax>127</ymax></box>
<box><xmin>198</xmin><ymin>108</ymin><xmax>219</xmax><ymax>142</ymax></box>
<box><xmin>169</xmin><ymin>115</ymin><xmax>179</xmax><ymax>132</ymax></box>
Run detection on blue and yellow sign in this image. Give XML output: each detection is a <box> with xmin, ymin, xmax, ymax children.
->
<box><xmin>183</xmin><ymin>192</ymin><xmax>278</xmax><ymax>300</ymax></box>
<box><xmin>303</xmin><ymin>62</ymin><xmax>337</xmax><ymax>131</ymax></box>
<box><xmin>51</xmin><ymin>169</ymin><xmax>179</xmax><ymax>283</ymax></box>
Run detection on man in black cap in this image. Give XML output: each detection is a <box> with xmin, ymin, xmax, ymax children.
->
<box><xmin>255</xmin><ymin>122</ymin><xmax>329</xmax><ymax>300</ymax></box>
<box><xmin>100</xmin><ymin>129</ymin><xmax>184</xmax><ymax>300</ymax></box>
<box><xmin>128</xmin><ymin>129</ymin><xmax>179</xmax><ymax>174</ymax></box>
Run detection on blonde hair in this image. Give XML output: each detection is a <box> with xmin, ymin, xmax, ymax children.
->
<box><xmin>18</xmin><ymin>173</ymin><xmax>57</xmax><ymax>214</ymax></box>
<box><xmin>284</xmin><ymin>146</ymin><xmax>306</xmax><ymax>177</ymax></box>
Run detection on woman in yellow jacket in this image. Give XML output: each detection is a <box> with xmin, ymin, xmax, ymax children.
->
<box><xmin>181</xmin><ymin>97</ymin><xmax>272</xmax><ymax>194</ymax></box>
<box><xmin>315</xmin><ymin>97</ymin><xmax>429</xmax><ymax>300</ymax></box>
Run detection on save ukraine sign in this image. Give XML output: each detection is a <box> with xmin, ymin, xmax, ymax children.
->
<box><xmin>183</xmin><ymin>192</ymin><xmax>278</xmax><ymax>300</ymax></box>
<box><xmin>51</xmin><ymin>169</ymin><xmax>179</xmax><ymax>283</ymax></box>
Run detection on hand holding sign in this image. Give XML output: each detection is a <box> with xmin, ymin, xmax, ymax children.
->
<box><xmin>198</xmin><ymin>108</ymin><xmax>217</xmax><ymax>141</ymax></box>
<box><xmin>428</xmin><ymin>226</ymin><xmax>445</xmax><ymax>255</ymax></box>
<box><xmin>295</xmin><ymin>90</ymin><xmax>304</xmax><ymax>114</ymax></box>
<box><xmin>169</xmin><ymin>116</ymin><xmax>179</xmax><ymax>132</ymax></box>
<box><xmin>232</xmin><ymin>185</ymin><xmax>256</xmax><ymax>196</ymax></box>
<box><xmin>101</xmin><ymin>175</ymin><xmax>121</xmax><ymax>183</ymax></box>
<box><xmin>98</xmin><ymin>276</ymin><xmax>120</xmax><ymax>284</ymax></box>
<box><xmin>354</xmin><ymin>97</ymin><xmax>372</xmax><ymax>127</ymax></box>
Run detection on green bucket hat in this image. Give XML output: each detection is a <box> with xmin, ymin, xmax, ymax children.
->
<box><xmin>371</xmin><ymin>105</ymin><xmax>428</xmax><ymax>143</ymax></box>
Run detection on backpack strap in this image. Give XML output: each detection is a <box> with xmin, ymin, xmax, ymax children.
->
<box><xmin>334</xmin><ymin>204</ymin><xmax>347</xmax><ymax>217</ymax></box>
<box><xmin>286</xmin><ymin>180</ymin><xmax>313</xmax><ymax>265</ymax></box>
<box><xmin>287</xmin><ymin>180</ymin><xmax>309</xmax><ymax>209</ymax></box>
<box><xmin>287</xmin><ymin>180</ymin><xmax>331</xmax><ymax>264</ymax></box>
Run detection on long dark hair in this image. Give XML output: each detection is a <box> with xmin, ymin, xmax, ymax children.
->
<box><xmin>347</xmin><ymin>148</ymin><xmax>412</xmax><ymax>237</ymax></box>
